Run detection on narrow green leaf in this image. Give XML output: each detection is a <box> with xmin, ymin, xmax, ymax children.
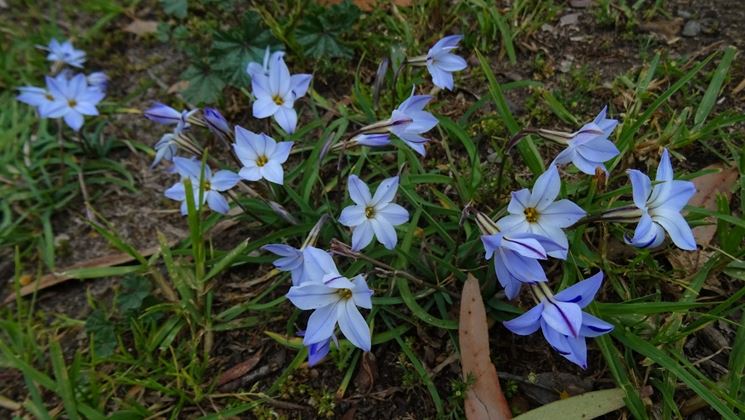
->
<box><xmin>613</xmin><ymin>328</ymin><xmax>737</xmax><ymax>418</ymax></box>
<box><xmin>594</xmin><ymin>333</ymin><xmax>649</xmax><ymax>419</ymax></box>
<box><xmin>396</xmin><ymin>278</ymin><xmax>457</xmax><ymax>330</ymax></box>
<box><xmin>514</xmin><ymin>388</ymin><xmax>626</xmax><ymax>420</ymax></box>
<box><xmin>49</xmin><ymin>341</ymin><xmax>80</xmax><ymax>420</ymax></box>
<box><xmin>204</xmin><ymin>239</ymin><xmax>249</xmax><ymax>282</ymax></box>
<box><xmin>476</xmin><ymin>49</ymin><xmax>543</xmax><ymax>174</ymax></box>
<box><xmin>694</xmin><ymin>46</ymin><xmax>735</xmax><ymax>127</ymax></box>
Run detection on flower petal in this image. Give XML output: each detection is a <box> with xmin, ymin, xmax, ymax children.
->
<box><xmin>503</xmin><ymin>303</ymin><xmax>544</xmax><ymax>335</ymax></box>
<box><xmin>553</xmin><ymin>271</ymin><xmax>604</xmax><ymax>308</ymax></box>
<box><xmin>287</xmin><ymin>284</ymin><xmax>338</xmax><ymax>310</ymax></box>
<box><xmin>496</xmin><ymin>214</ymin><xmax>529</xmax><ymax>233</ymax></box>
<box><xmin>351</xmin><ymin>220</ymin><xmax>375</xmax><ymax>251</ymax></box>
<box><xmin>302</xmin><ymin>247</ymin><xmax>339</xmax><ymax>283</ymax></box>
<box><xmin>540</xmin><ymin>199</ymin><xmax>586</xmax><ymax>228</ymax></box>
<box><xmin>274</xmin><ymin>106</ymin><xmax>297</xmax><ymax>134</ymax></box>
<box><xmin>377</xmin><ymin>203</ymin><xmax>409</xmax><ymax>226</ymax></box>
<box><xmin>371</xmin><ymin>218</ymin><xmax>398</xmax><ymax>250</ymax></box>
<box><xmin>339</xmin><ymin>205</ymin><xmax>366</xmax><ymax>227</ymax></box>
<box><xmin>371</xmin><ymin>176</ymin><xmax>399</xmax><ymax>206</ymax></box>
<box><xmin>252</xmin><ymin>97</ymin><xmax>279</xmax><ymax>119</ymax></box>
<box><xmin>337</xmin><ymin>299</ymin><xmax>371</xmax><ymax>351</ymax></box>
<box><xmin>507</xmin><ymin>189</ymin><xmax>531</xmax><ymax>214</ymax></box>
<box><xmin>580</xmin><ymin>312</ymin><xmax>614</xmax><ymax>337</ymax></box>
<box><xmin>529</xmin><ymin>165</ymin><xmax>561</xmax><ymax>210</ymax></box>
<box><xmin>347</xmin><ymin>175</ymin><xmax>372</xmax><ymax>206</ymax></box>
<box><xmin>206</xmin><ymin>191</ymin><xmax>229</xmax><ymax>214</ymax></box>
<box><xmin>210</xmin><ymin>170</ymin><xmax>240</xmax><ymax>191</ymax></box>
<box><xmin>542</xmin><ymin>300</ymin><xmax>583</xmax><ymax>338</ymax></box>
<box><xmin>303</xmin><ymin>302</ymin><xmax>339</xmax><ymax>345</ymax></box>
<box><xmin>653</xmin><ymin>208</ymin><xmax>697</xmax><ymax>251</ymax></box>
<box><xmin>351</xmin><ymin>275</ymin><xmax>373</xmax><ymax>309</ymax></box>
<box><xmin>627</xmin><ymin>169</ymin><xmax>651</xmax><ymax>210</ymax></box>
<box><xmin>272</xmin><ymin>141</ymin><xmax>293</xmax><ymax>163</ymax></box>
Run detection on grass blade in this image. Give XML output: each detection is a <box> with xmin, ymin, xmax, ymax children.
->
<box><xmin>694</xmin><ymin>46</ymin><xmax>736</xmax><ymax>128</ymax></box>
<box><xmin>476</xmin><ymin>49</ymin><xmax>544</xmax><ymax>175</ymax></box>
<box><xmin>49</xmin><ymin>340</ymin><xmax>80</xmax><ymax>420</ymax></box>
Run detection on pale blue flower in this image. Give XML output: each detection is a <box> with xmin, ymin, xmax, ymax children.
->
<box><xmin>203</xmin><ymin>107</ymin><xmax>231</xmax><ymax>139</ymax></box>
<box><xmin>352</xmin><ymin>133</ymin><xmax>391</xmax><ymax>147</ymax></box>
<box><xmin>262</xmin><ymin>244</ymin><xmax>305</xmax><ymax>285</ymax></box>
<box><xmin>246</xmin><ymin>47</ymin><xmax>284</xmax><ymax>79</ymax></box>
<box><xmin>503</xmin><ymin>272</ymin><xmax>613</xmax><ymax>369</ymax></box>
<box><xmin>481</xmin><ymin>231</ymin><xmax>565</xmax><ymax>300</ymax></box>
<box><xmin>46</xmin><ymin>38</ymin><xmax>86</xmax><ymax>68</ymax></box>
<box><xmin>16</xmin><ymin>84</ymin><xmax>59</xmax><ymax>116</ymax></box>
<box><xmin>164</xmin><ymin>157</ymin><xmax>240</xmax><ymax>215</ymax></box>
<box><xmin>552</xmin><ymin>106</ymin><xmax>619</xmax><ymax>175</ymax></box>
<box><xmin>43</xmin><ymin>73</ymin><xmax>104</xmax><ymax>131</ymax></box>
<box><xmin>297</xmin><ymin>329</ymin><xmax>337</xmax><ymax>366</ymax></box>
<box><xmin>144</xmin><ymin>102</ymin><xmax>197</xmax><ymax>134</ymax></box>
<box><xmin>307</xmin><ymin>337</ymin><xmax>332</xmax><ymax>366</ymax></box>
<box><xmin>339</xmin><ymin>175</ymin><xmax>409</xmax><ymax>251</ymax></box>
<box><xmin>250</xmin><ymin>52</ymin><xmax>312</xmax><ymax>133</ymax></box>
<box><xmin>233</xmin><ymin>126</ymin><xmax>293</xmax><ymax>185</ymax></box>
<box><xmin>388</xmin><ymin>92</ymin><xmax>438</xmax><ymax>156</ymax></box>
<box><xmin>86</xmin><ymin>72</ymin><xmax>108</xmax><ymax>92</ymax></box>
<box><xmin>152</xmin><ymin>132</ymin><xmax>179</xmax><ymax>167</ymax></box>
<box><xmin>287</xmin><ymin>270</ymin><xmax>373</xmax><ymax>352</ymax></box>
<box><xmin>426</xmin><ymin>35</ymin><xmax>467</xmax><ymax>90</ymax></box>
<box><xmin>497</xmin><ymin>165</ymin><xmax>586</xmax><ymax>258</ymax></box>
<box><xmin>626</xmin><ymin>149</ymin><xmax>697</xmax><ymax>250</ymax></box>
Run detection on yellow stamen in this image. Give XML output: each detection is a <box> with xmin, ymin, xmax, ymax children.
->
<box><xmin>256</xmin><ymin>155</ymin><xmax>268</xmax><ymax>167</ymax></box>
<box><xmin>68</xmin><ymin>99</ymin><xmax>77</xmax><ymax>107</ymax></box>
<box><xmin>337</xmin><ymin>288</ymin><xmax>353</xmax><ymax>300</ymax></box>
<box><xmin>273</xmin><ymin>95</ymin><xmax>284</xmax><ymax>106</ymax></box>
<box><xmin>364</xmin><ymin>206</ymin><xmax>375</xmax><ymax>219</ymax></box>
<box><xmin>524</xmin><ymin>207</ymin><xmax>539</xmax><ymax>223</ymax></box>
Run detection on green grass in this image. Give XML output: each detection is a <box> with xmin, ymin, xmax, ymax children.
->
<box><xmin>1</xmin><ymin>0</ymin><xmax>744</xmax><ymax>418</ymax></box>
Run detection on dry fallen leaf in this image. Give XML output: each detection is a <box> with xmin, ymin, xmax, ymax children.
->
<box><xmin>3</xmin><ymin>243</ymin><xmax>171</xmax><ymax>304</ymax></box>
<box><xmin>217</xmin><ymin>352</ymin><xmax>263</xmax><ymax>387</ymax></box>
<box><xmin>123</xmin><ymin>19</ymin><xmax>159</xmax><ymax>37</ymax></box>
<box><xmin>688</xmin><ymin>165</ymin><xmax>739</xmax><ymax>245</ymax></box>
<box><xmin>639</xmin><ymin>18</ymin><xmax>683</xmax><ymax>44</ymax></box>
<box><xmin>460</xmin><ymin>274</ymin><xmax>511</xmax><ymax>420</ymax></box>
<box><xmin>354</xmin><ymin>352</ymin><xmax>377</xmax><ymax>393</ymax></box>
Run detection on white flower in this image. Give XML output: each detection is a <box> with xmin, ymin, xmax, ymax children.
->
<box><xmin>339</xmin><ymin>175</ymin><xmax>410</xmax><ymax>251</ymax></box>
<box><xmin>233</xmin><ymin>125</ymin><xmax>293</xmax><ymax>185</ymax></box>
<box><xmin>496</xmin><ymin>165</ymin><xmax>586</xmax><ymax>258</ymax></box>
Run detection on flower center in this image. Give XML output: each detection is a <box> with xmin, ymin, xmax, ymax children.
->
<box><xmin>202</xmin><ymin>180</ymin><xmax>211</xmax><ymax>191</ymax></box>
<box><xmin>45</xmin><ymin>94</ymin><xmax>54</xmax><ymax>101</ymax></box>
<box><xmin>256</xmin><ymin>155</ymin><xmax>268</xmax><ymax>167</ymax></box>
<box><xmin>364</xmin><ymin>206</ymin><xmax>376</xmax><ymax>219</ymax></box>
<box><xmin>67</xmin><ymin>99</ymin><xmax>77</xmax><ymax>107</ymax></box>
<box><xmin>337</xmin><ymin>288</ymin><xmax>353</xmax><ymax>300</ymax></box>
<box><xmin>272</xmin><ymin>95</ymin><xmax>284</xmax><ymax>106</ymax></box>
<box><xmin>523</xmin><ymin>207</ymin><xmax>539</xmax><ymax>223</ymax></box>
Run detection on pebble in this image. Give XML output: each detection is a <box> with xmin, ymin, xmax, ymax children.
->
<box><xmin>682</xmin><ymin>20</ymin><xmax>701</xmax><ymax>37</ymax></box>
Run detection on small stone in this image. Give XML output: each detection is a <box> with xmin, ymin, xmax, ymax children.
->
<box><xmin>682</xmin><ymin>20</ymin><xmax>701</xmax><ymax>37</ymax></box>
<box><xmin>570</xmin><ymin>0</ymin><xmax>592</xmax><ymax>8</ymax></box>
<box><xmin>677</xmin><ymin>9</ymin><xmax>691</xmax><ymax>19</ymax></box>
<box><xmin>559</xmin><ymin>13</ymin><xmax>580</xmax><ymax>27</ymax></box>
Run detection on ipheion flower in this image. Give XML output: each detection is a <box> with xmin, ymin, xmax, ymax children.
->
<box><xmin>626</xmin><ymin>148</ymin><xmax>697</xmax><ymax>250</ymax></box>
<box><xmin>496</xmin><ymin>165</ymin><xmax>586</xmax><ymax>258</ymax></box>
<box><xmin>339</xmin><ymin>175</ymin><xmax>410</xmax><ymax>251</ymax></box>
<box><xmin>233</xmin><ymin>126</ymin><xmax>293</xmax><ymax>185</ymax></box>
